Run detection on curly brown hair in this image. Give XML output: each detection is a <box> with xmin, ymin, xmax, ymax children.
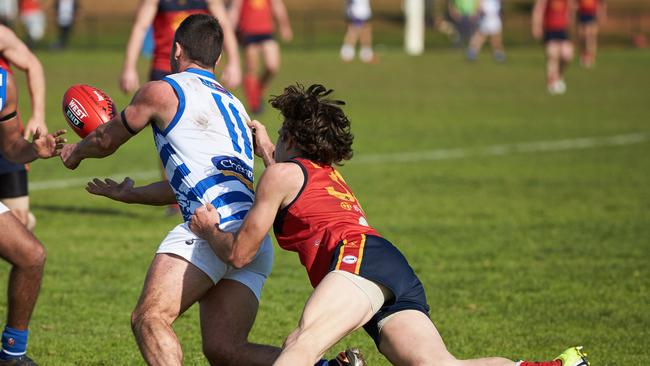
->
<box><xmin>270</xmin><ymin>84</ymin><xmax>354</xmax><ymax>166</ymax></box>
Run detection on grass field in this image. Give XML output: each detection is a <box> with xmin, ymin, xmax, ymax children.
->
<box><xmin>2</xmin><ymin>46</ymin><xmax>649</xmax><ymax>365</ymax></box>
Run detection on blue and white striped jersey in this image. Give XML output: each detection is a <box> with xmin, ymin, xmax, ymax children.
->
<box><xmin>154</xmin><ymin>68</ymin><xmax>255</xmax><ymax>232</ymax></box>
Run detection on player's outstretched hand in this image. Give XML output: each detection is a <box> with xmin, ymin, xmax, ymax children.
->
<box><xmin>33</xmin><ymin>128</ymin><xmax>67</xmax><ymax>159</ymax></box>
<box><xmin>86</xmin><ymin>177</ymin><xmax>134</xmax><ymax>203</ymax></box>
<box><xmin>60</xmin><ymin>143</ymin><xmax>81</xmax><ymax>169</ymax></box>
<box><xmin>189</xmin><ymin>203</ymin><xmax>221</xmax><ymax>240</ymax></box>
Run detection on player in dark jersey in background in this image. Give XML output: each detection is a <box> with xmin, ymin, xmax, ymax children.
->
<box><xmin>532</xmin><ymin>0</ymin><xmax>574</xmax><ymax>95</ymax></box>
<box><xmin>577</xmin><ymin>0</ymin><xmax>606</xmax><ymax>68</ymax></box>
<box><xmin>0</xmin><ymin>25</ymin><xmax>65</xmax><ymax>366</ymax></box>
<box><xmin>120</xmin><ymin>0</ymin><xmax>241</xmax><ymax>93</ymax></box>
<box><xmin>229</xmin><ymin>0</ymin><xmax>292</xmax><ymax>114</ymax></box>
<box><xmin>188</xmin><ymin>83</ymin><xmax>591</xmax><ymax>366</ymax></box>
<box><xmin>0</xmin><ymin>25</ymin><xmax>47</xmax><ymax>231</ymax></box>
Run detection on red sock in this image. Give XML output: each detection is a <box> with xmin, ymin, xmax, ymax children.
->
<box><xmin>243</xmin><ymin>75</ymin><xmax>261</xmax><ymax>112</ymax></box>
<box><xmin>519</xmin><ymin>361</ymin><xmax>562</xmax><ymax>366</ymax></box>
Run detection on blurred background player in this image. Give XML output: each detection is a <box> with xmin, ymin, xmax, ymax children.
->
<box><xmin>448</xmin><ymin>0</ymin><xmax>479</xmax><ymax>47</ymax></box>
<box><xmin>50</xmin><ymin>0</ymin><xmax>77</xmax><ymax>51</ymax></box>
<box><xmin>120</xmin><ymin>0</ymin><xmax>241</xmax><ymax>93</ymax></box>
<box><xmin>0</xmin><ymin>24</ymin><xmax>47</xmax><ymax>231</ymax></box>
<box><xmin>466</xmin><ymin>0</ymin><xmax>506</xmax><ymax>62</ymax></box>
<box><xmin>119</xmin><ymin>0</ymin><xmax>242</xmax><ymax>215</ymax></box>
<box><xmin>18</xmin><ymin>0</ymin><xmax>45</xmax><ymax>49</ymax></box>
<box><xmin>229</xmin><ymin>0</ymin><xmax>293</xmax><ymax>114</ymax></box>
<box><xmin>339</xmin><ymin>0</ymin><xmax>376</xmax><ymax>63</ymax></box>
<box><xmin>577</xmin><ymin>0</ymin><xmax>606</xmax><ymax>68</ymax></box>
<box><xmin>0</xmin><ymin>0</ymin><xmax>16</xmax><ymax>28</ymax></box>
<box><xmin>532</xmin><ymin>0</ymin><xmax>573</xmax><ymax>95</ymax></box>
<box><xmin>0</xmin><ymin>26</ymin><xmax>65</xmax><ymax>366</ymax></box>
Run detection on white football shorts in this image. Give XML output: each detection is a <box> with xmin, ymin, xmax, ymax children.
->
<box><xmin>480</xmin><ymin>15</ymin><xmax>502</xmax><ymax>35</ymax></box>
<box><xmin>157</xmin><ymin>222</ymin><xmax>274</xmax><ymax>301</ymax></box>
<box><xmin>346</xmin><ymin>0</ymin><xmax>372</xmax><ymax>23</ymax></box>
<box><xmin>0</xmin><ymin>202</ymin><xmax>8</xmax><ymax>215</ymax></box>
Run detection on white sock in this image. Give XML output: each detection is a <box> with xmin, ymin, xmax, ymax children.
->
<box><xmin>340</xmin><ymin>44</ymin><xmax>355</xmax><ymax>61</ymax></box>
<box><xmin>359</xmin><ymin>46</ymin><xmax>374</xmax><ymax>62</ymax></box>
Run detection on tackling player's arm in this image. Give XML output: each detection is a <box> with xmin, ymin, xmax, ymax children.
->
<box><xmin>532</xmin><ymin>0</ymin><xmax>547</xmax><ymax>40</ymax></box>
<box><xmin>0</xmin><ymin>25</ymin><xmax>46</xmax><ymax>138</ymax></box>
<box><xmin>0</xmin><ymin>72</ymin><xmax>65</xmax><ymax>163</ymax></box>
<box><xmin>86</xmin><ymin>177</ymin><xmax>177</xmax><ymax>205</ymax></box>
<box><xmin>206</xmin><ymin>0</ymin><xmax>241</xmax><ymax>88</ymax></box>
<box><xmin>189</xmin><ymin>163</ymin><xmax>302</xmax><ymax>268</ymax></box>
<box><xmin>61</xmin><ymin>80</ymin><xmax>176</xmax><ymax>170</ymax></box>
<box><xmin>228</xmin><ymin>0</ymin><xmax>243</xmax><ymax>28</ymax></box>
<box><xmin>120</xmin><ymin>0</ymin><xmax>159</xmax><ymax>93</ymax></box>
<box><xmin>248</xmin><ymin>119</ymin><xmax>276</xmax><ymax>167</ymax></box>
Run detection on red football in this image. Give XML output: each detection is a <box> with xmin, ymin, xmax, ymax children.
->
<box><xmin>62</xmin><ymin>84</ymin><xmax>116</xmax><ymax>138</ymax></box>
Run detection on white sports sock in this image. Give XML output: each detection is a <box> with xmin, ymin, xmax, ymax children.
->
<box><xmin>340</xmin><ymin>44</ymin><xmax>355</xmax><ymax>61</ymax></box>
<box><xmin>359</xmin><ymin>46</ymin><xmax>374</xmax><ymax>63</ymax></box>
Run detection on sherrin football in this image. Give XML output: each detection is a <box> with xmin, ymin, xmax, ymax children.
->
<box><xmin>62</xmin><ymin>84</ymin><xmax>116</xmax><ymax>138</ymax></box>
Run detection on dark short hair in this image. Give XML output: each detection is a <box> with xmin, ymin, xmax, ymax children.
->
<box><xmin>174</xmin><ymin>14</ymin><xmax>223</xmax><ymax>69</ymax></box>
<box><xmin>270</xmin><ymin>84</ymin><xmax>354</xmax><ymax>166</ymax></box>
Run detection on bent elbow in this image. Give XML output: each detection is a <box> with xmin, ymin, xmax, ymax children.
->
<box><xmin>229</xmin><ymin>254</ymin><xmax>253</xmax><ymax>269</ymax></box>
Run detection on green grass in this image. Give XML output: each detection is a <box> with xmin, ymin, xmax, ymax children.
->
<box><xmin>3</xmin><ymin>46</ymin><xmax>649</xmax><ymax>365</ymax></box>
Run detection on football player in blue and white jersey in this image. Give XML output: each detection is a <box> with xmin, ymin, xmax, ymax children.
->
<box><xmin>60</xmin><ymin>14</ymin><xmax>363</xmax><ymax>366</ymax></box>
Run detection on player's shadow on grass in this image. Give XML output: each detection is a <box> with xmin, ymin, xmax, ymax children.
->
<box><xmin>32</xmin><ymin>204</ymin><xmax>141</xmax><ymax>218</ymax></box>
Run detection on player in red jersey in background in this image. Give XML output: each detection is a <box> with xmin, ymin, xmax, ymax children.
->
<box><xmin>229</xmin><ymin>0</ymin><xmax>292</xmax><ymax>113</ymax></box>
<box><xmin>120</xmin><ymin>0</ymin><xmax>241</xmax><ymax>93</ymax></box>
<box><xmin>577</xmin><ymin>0</ymin><xmax>606</xmax><ymax>68</ymax></box>
<box><xmin>532</xmin><ymin>0</ymin><xmax>574</xmax><ymax>95</ymax></box>
<box><xmin>0</xmin><ymin>25</ymin><xmax>65</xmax><ymax>366</ymax></box>
<box><xmin>188</xmin><ymin>83</ymin><xmax>591</xmax><ymax>366</ymax></box>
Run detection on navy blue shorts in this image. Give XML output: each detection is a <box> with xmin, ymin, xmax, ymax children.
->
<box><xmin>329</xmin><ymin>234</ymin><xmax>430</xmax><ymax>347</ymax></box>
<box><xmin>578</xmin><ymin>14</ymin><xmax>597</xmax><ymax>24</ymax></box>
<box><xmin>240</xmin><ymin>33</ymin><xmax>274</xmax><ymax>46</ymax></box>
<box><xmin>0</xmin><ymin>169</ymin><xmax>28</xmax><ymax>199</ymax></box>
<box><xmin>149</xmin><ymin>68</ymin><xmax>170</xmax><ymax>82</ymax></box>
<box><xmin>544</xmin><ymin>30</ymin><xmax>569</xmax><ymax>42</ymax></box>
<box><xmin>0</xmin><ymin>154</ymin><xmax>25</xmax><ymax>177</ymax></box>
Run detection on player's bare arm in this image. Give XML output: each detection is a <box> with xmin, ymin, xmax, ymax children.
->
<box><xmin>0</xmin><ymin>25</ymin><xmax>47</xmax><ymax>138</ymax></box>
<box><xmin>270</xmin><ymin>0</ymin><xmax>293</xmax><ymax>42</ymax></box>
<box><xmin>86</xmin><ymin>177</ymin><xmax>177</xmax><ymax>205</ymax></box>
<box><xmin>532</xmin><ymin>0</ymin><xmax>547</xmax><ymax>39</ymax></box>
<box><xmin>207</xmin><ymin>0</ymin><xmax>242</xmax><ymax>88</ymax></box>
<box><xmin>228</xmin><ymin>0</ymin><xmax>243</xmax><ymax>27</ymax></box>
<box><xmin>0</xmin><ymin>73</ymin><xmax>65</xmax><ymax>163</ymax></box>
<box><xmin>120</xmin><ymin>0</ymin><xmax>159</xmax><ymax>93</ymax></box>
<box><xmin>189</xmin><ymin>162</ymin><xmax>302</xmax><ymax>268</ymax></box>
<box><xmin>61</xmin><ymin>80</ymin><xmax>177</xmax><ymax>170</ymax></box>
<box><xmin>248</xmin><ymin>119</ymin><xmax>276</xmax><ymax>166</ymax></box>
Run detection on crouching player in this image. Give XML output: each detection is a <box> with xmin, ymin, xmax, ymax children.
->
<box><xmin>189</xmin><ymin>83</ymin><xmax>591</xmax><ymax>366</ymax></box>
<box><xmin>0</xmin><ymin>37</ymin><xmax>66</xmax><ymax>364</ymax></box>
<box><xmin>532</xmin><ymin>0</ymin><xmax>573</xmax><ymax>95</ymax></box>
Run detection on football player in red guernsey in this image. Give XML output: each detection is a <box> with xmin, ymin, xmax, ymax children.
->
<box><xmin>189</xmin><ymin>84</ymin><xmax>591</xmax><ymax>366</ymax></box>
<box><xmin>0</xmin><ymin>25</ymin><xmax>66</xmax><ymax>366</ymax></box>
<box><xmin>532</xmin><ymin>0</ymin><xmax>574</xmax><ymax>95</ymax></box>
<box><xmin>577</xmin><ymin>0</ymin><xmax>606</xmax><ymax>67</ymax></box>
<box><xmin>229</xmin><ymin>0</ymin><xmax>292</xmax><ymax>113</ymax></box>
<box><xmin>120</xmin><ymin>0</ymin><xmax>241</xmax><ymax>93</ymax></box>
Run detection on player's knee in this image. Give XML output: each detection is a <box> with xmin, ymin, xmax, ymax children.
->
<box><xmin>131</xmin><ymin>306</ymin><xmax>174</xmax><ymax>334</ymax></box>
<box><xmin>25</xmin><ymin>241</ymin><xmax>46</xmax><ymax>269</ymax></box>
<box><xmin>266</xmin><ymin>61</ymin><xmax>280</xmax><ymax>75</ymax></box>
<box><xmin>202</xmin><ymin>339</ymin><xmax>241</xmax><ymax>365</ymax></box>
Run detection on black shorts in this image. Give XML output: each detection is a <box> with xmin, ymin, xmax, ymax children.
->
<box><xmin>578</xmin><ymin>14</ymin><xmax>597</xmax><ymax>24</ymax></box>
<box><xmin>544</xmin><ymin>30</ymin><xmax>569</xmax><ymax>42</ymax></box>
<box><xmin>240</xmin><ymin>33</ymin><xmax>274</xmax><ymax>46</ymax></box>
<box><xmin>149</xmin><ymin>68</ymin><xmax>171</xmax><ymax>82</ymax></box>
<box><xmin>329</xmin><ymin>234</ymin><xmax>430</xmax><ymax>347</ymax></box>
<box><xmin>0</xmin><ymin>170</ymin><xmax>28</xmax><ymax>199</ymax></box>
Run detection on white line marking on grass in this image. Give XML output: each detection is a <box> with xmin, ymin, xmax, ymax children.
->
<box><xmin>351</xmin><ymin>132</ymin><xmax>647</xmax><ymax>164</ymax></box>
<box><xmin>31</xmin><ymin>133</ymin><xmax>647</xmax><ymax>191</ymax></box>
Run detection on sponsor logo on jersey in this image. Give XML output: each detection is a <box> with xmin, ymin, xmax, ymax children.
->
<box><xmin>199</xmin><ymin>77</ymin><xmax>231</xmax><ymax>96</ymax></box>
<box><xmin>342</xmin><ymin>255</ymin><xmax>358</xmax><ymax>264</ymax></box>
<box><xmin>340</xmin><ymin>202</ymin><xmax>352</xmax><ymax>211</ymax></box>
<box><xmin>345</xmin><ymin>240</ymin><xmax>359</xmax><ymax>248</ymax></box>
<box><xmin>65</xmin><ymin>98</ymin><xmax>87</xmax><ymax>128</ymax></box>
<box><xmin>212</xmin><ymin>155</ymin><xmax>254</xmax><ymax>190</ymax></box>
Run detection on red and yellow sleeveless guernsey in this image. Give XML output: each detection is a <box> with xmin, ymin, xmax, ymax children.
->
<box><xmin>152</xmin><ymin>0</ymin><xmax>209</xmax><ymax>73</ymax></box>
<box><xmin>238</xmin><ymin>0</ymin><xmax>274</xmax><ymax>35</ymax></box>
<box><xmin>544</xmin><ymin>0</ymin><xmax>569</xmax><ymax>31</ymax></box>
<box><xmin>578</xmin><ymin>0</ymin><xmax>598</xmax><ymax>16</ymax></box>
<box><xmin>273</xmin><ymin>158</ymin><xmax>380</xmax><ymax>288</ymax></box>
